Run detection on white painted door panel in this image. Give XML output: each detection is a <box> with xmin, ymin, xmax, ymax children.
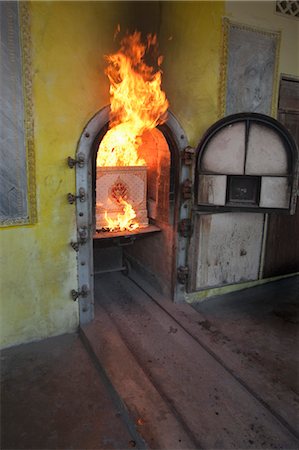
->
<box><xmin>190</xmin><ymin>212</ymin><xmax>264</xmax><ymax>290</ymax></box>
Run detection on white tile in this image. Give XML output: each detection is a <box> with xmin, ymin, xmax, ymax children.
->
<box><xmin>246</xmin><ymin>124</ymin><xmax>288</xmax><ymax>175</ymax></box>
<box><xmin>260</xmin><ymin>177</ymin><xmax>290</xmax><ymax>209</ymax></box>
<box><xmin>198</xmin><ymin>175</ymin><xmax>227</xmax><ymax>205</ymax></box>
<box><xmin>201</xmin><ymin>122</ymin><xmax>246</xmax><ymax>174</ymax></box>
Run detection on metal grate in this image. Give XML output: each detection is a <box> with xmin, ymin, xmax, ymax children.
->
<box><xmin>276</xmin><ymin>1</ymin><xmax>299</xmax><ymax>18</ymax></box>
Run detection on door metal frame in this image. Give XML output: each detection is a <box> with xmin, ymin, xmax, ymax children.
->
<box><xmin>73</xmin><ymin>106</ymin><xmax>190</xmax><ymax>325</ymax></box>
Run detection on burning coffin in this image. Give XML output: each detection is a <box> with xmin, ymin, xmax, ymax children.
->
<box><xmin>96</xmin><ymin>165</ymin><xmax>148</xmax><ymax>230</ymax></box>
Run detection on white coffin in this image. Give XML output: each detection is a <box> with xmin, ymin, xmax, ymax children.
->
<box><xmin>96</xmin><ymin>166</ymin><xmax>148</xmax><ymax>229</ymax></box>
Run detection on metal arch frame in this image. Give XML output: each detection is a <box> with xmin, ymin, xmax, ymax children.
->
<box><xmin>74</xmin><ymin>106</ymin><xmax>190</xmax><ymax>325</ymax></box>
<box><xmin>195</xmin><ymin>112</ymin><xmax>299</xmax><ymax>215</ymax></box>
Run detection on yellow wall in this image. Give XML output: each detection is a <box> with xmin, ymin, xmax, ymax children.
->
<box><xmin>159</xmin><ymin>1</ymin><xmax>225</xmax><ymax>146</ymax></box>
<box><xmin>226</xmin><ymin>1</ymin><xmax>299</xmax><ymax>77</ymax></box>
<box><xmin>0</xmin><ymin>1</ymin><xmax>159</xmax><ymax>348</ymax></box>
<box><xmin>0</xmin><ymin>1</ymin><xmax>225</xmax><ymax>348</ymax></box>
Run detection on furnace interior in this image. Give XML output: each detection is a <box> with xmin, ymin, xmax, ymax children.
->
<box><xmin>92</xmin><ymin>124</ymin><xmax>179</xmax><ymax>298</ymax></box>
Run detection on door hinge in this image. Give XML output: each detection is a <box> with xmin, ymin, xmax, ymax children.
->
<box><xmin>182</xmin><ymin>146</ymin><xmax>195</xmax><ymax>165</ymax></box>
<box><xmin>71</xmin><ymin>284</ymin><xmax>89</xmax><ymax>301</ymax></box>
<box><xmin>67</xmin><ymin>187</ymin><xmax>86</xmax><ymax>204</ymax></box>
<box><xmin>177</xmin><ymin>266</ymin><xmax>189</xmax><ymax>284</ymax></box>
<box><xmin>78</xmin><ymin>225</ymin><xmax>88</xmax><ymax>242</ymax></box>
<box><xmin>70</xmin><ymin>226</ymin><xmax>88</xmax><ymax>251</ymax></box>
<box><xmin>70</xmin><ymin>241</ymin><xmax>79</xmax><ymax>252</ymax></box>
<box><xmin>181</xmin><ymin>179</ymin><xmax>193</xmax><ymax>200</ymax></box>
<box><xmin>179</xmin><ymin>218</ymin><xmax>192</xmax><ymax>237</ymax></box>
<box><xmin>67</xmin><ymin>153</ymin><xmax>85</xmax><ymax>169</ymax></box>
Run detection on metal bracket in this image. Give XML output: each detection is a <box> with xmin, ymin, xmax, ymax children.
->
<box><xmin>71</xmin><ymin>284</ymin><xmax>89</xmax><ymax>301</ymax></box>
<box><xmin>67</xmin><ymin>187</ymin><xmax>86</xmax><ymax>204</ymax></box>
<box><xmin>70</xmin><ymin>226</ymin><xmax>88</xmax><ymax>251</ymax></box>
<box><xmin>182</xmin><ymin>146</ymin><xmax>195</xmax><ymax>165</ymax></box>
<box><xmin>181</xmin><ymin>179</ymin><xmax>192</xmax><ymax>200</ymax></box>
<box><xmin>179</xmin><ymin>218</ymin><xmax>192</xmax><ymax>237</ymax></box>
<box><xmin>177</xmin><ymin>266</ymin><xmax>189</xmax><ymax>284</ymax></box>
<box><xmin>78</xmin><ymin>225</ymin><xmax>88</xmax><ymax>243</ymax></box>
<box><xmin>67</xmin><ymin>153</ymin><xmax>85</xmax><ymax>169</ymax></box>
<box><xmin>70</xmin><ymin>241</ymin><xmax>79</xmax><ymax>252</ymax></box>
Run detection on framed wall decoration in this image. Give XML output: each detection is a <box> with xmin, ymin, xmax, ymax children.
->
<box><xmin>219</xmin><ymin>18</ymin><xmax>281</xmax><ymax>117</ymax></box>
<box><xmin>0</xmin><ymin>2</ymin><xmax>36</xmax><ymax>226</ymax></box>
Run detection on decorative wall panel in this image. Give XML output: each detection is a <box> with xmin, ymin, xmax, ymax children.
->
<box><xmin>275</xmin><ymin>1</ymin><xmax>299</xmax><ymax>18</ymax></box>
<box><xmin>220</xmin><ymin>19</ymin><xmax>280</xmax><ymax>117</ymax></box>
<box><xmin>0</xmin><ymin>2</ymin><xmax>36</xmax><ymax>226</ymax></box>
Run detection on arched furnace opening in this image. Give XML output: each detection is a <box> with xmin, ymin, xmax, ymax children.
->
<box><xmin>74</xmin><ymin>106</ymin><xmax>190</xmax><ymax>325</ymax></box>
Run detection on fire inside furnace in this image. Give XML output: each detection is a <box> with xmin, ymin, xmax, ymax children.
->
<box><xmin>96</xmin><ymin>31</ymin><xmax>169</xmax><ymax>233</ymax></box>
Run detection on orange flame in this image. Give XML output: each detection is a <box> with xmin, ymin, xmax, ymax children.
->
<box><xmin>105</xmin><ymin>197</ymin><xmax>139</xmax><ymax>232</ymax></box>
<box><xmin>97</xmin><ymin>31</ymin><xmax>169</xmax><ymax>167</ymax></box>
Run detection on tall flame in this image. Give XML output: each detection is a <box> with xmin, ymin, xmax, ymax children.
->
<box><xmin>97</xmin><ymin>31</ymin><xmax>169</xmax><ymax>167</ymax></box>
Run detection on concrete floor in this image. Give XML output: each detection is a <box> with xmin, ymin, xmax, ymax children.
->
<box><xmin>1</xmin><ymin>333</ymin><xmax>143</xmax><ymax>450</ymax></box>
<box><xmin>192</xmin><ymin>274</ymin><xmax>299</xmax><ymax>426</ymax></box>
<box><xmin>1</xmin><ymin>274</ymin><xmax>298</xmax><ymax>449</ymax></box>
<box><xmin>85</xmin><ymin>273</ymin><xmax>299</xmax><ymax>449</ymax></box>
